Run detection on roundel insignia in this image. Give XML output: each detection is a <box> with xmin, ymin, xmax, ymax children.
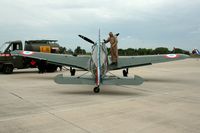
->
<box><xmin>164</xmin><ymin>54</ymin><xmax>179</xmax><ymax>58</ymax></box>
<box><xmin>20</xmin><ymin>51</ymin><xmax>34</xmax><ymax>56</ymax></box>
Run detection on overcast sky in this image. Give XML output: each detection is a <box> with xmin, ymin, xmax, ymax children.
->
<box><xmin>0</xmin><ymin>0</ymin><xmax>200</xmax><ymax>51</ymax></box>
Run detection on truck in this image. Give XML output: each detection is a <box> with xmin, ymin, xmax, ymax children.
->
<box><xmin>0</xmin><ymin>40</ymin><xmax>61</xmax><ymax>74</ymax></box>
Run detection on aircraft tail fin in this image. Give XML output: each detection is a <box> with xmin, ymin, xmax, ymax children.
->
<box><xmin>102</xmin><ymin>75</ymin><xmax>144</xmax><ymax>85</ymax></box>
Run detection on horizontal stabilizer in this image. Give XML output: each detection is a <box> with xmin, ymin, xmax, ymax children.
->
<box><xmin>54</xmin><ymin>74</ymin><xmax>95</xmax><ymax>85</ymax></box>
<box><xmin>102</xmin><ymin>75</ymin><xmax>144</xmax><ymax>85</ymax></box>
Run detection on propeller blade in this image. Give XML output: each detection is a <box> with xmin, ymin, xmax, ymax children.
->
<box><xmin>115</xmin><ymin>33</ymin><xmax>120</xmax><ymax>36</ymax></box>
<box><xmin>78</xmin><ymin>35</ymin><xmax>95</xmax><ymax>44</ymax></box>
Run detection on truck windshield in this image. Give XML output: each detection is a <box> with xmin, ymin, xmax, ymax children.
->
<box><xmin>0</xmin><ymin>42</ymin><xmax>10</xmax><ymax>53</ymax></box>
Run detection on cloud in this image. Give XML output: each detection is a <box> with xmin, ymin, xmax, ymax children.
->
<box><xmin>0</xmin><ymin>0</ymin><xmax>200</xmax><ymax>51</ymax></box>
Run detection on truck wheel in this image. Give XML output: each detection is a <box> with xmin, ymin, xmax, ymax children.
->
<box><xmin>38</xmin><ymin>60</ymin><xmax>47</xmax><ymax>73</ymax></box>
<box><xmin>46</xmin><ymin>64</ymin><xmax>57</xmax><ymax>72</ymax></box>
<box><xmin>3</xmin><ymin>64</ymin><xmax>14</xmax><ymax>74</ymax></box>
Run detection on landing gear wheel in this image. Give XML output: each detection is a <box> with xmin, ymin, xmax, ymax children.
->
<box><xmin>93</xmin><ymin>86</ymin><xmax>100</xmax><ymax>93</ymax></box>
<box><xmin>123</xmin><ymin>69</ymin><xmax>128</xmax><ymax>77</ymax></box>
<box><xmin>70</xmin><ymin>67</ymin><xmax>76</xmax><ymax>76</ymax></box>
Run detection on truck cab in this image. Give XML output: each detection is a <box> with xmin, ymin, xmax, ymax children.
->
<box><xmin>0</xmin><ymin>40</ymin><xmax>61</xmax><ymax>74</ymax></box>
<box><xmin>0</xmin><ymin>41</ymin><xmax>24</xmax><ymax>73</ymax></box>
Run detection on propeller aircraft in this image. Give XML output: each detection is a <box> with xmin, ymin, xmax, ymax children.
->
<box><xmin>11</xmin><ymin>31</ymin><xmax>189</xmax><ymax>93</ymax></box>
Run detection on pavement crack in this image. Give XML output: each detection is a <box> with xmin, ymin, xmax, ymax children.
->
<box><xmin>47</xmin><ymin>111</ymin><xmax>91</xmax><ymax>133</ymax></box>
<box><xmin>10</xmin><ymin>92</ymin><xmax>24</xmax><ymax>100</ymax></box>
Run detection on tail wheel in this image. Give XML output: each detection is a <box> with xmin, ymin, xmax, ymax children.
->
<box><xmin>94</xmin><ymin>86</ymin><xmax>100</xmax><ymax>93</ymax></box>
<box><xmin>3</xmin><ymin>64</ymin><xmax>14</xmax><ymax>74</ymax></box>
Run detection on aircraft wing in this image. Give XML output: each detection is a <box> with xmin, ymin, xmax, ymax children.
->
<box><xmin>11</xmin><ymin>50</ymin><xmax>90</xmax><ymax>70</ymax></box>
<box><xmin>109</xmin><ymin>54</ymin><xmax>189</xmax><ymax>70</ymax></box>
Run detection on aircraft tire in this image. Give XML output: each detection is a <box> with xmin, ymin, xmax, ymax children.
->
<box><xmin>123</xmin><ymin>70</ymin><xmax>128</xmax><ymax>77</ymax></box>
<box><xmin>70</xmin><ymin>69</ymin><xmax>76</xmax><ymax>76</ymax></box>
<box><xmin>94</xmin><ymin>86</ymin><xmax>100</xmax><ymax>93</ymax></box>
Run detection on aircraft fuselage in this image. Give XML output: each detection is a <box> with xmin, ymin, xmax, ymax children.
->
<box><xmin>89</xmin><ymin>43</ymin><xmax>108</xmax><ymax>86</ymax></box>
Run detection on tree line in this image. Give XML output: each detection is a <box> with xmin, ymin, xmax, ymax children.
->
<box><xmin>59</xmin><ymin>46</ymin><xmax>86</xmax><ymax>56</ymax></box>
<box><xmin>59</xmin><ymin>46</ymin><xmax>190</xmax><ymax>56</ymax></box>
<box><xmin>117</xmin><ymin>47</ymin><xmax>190</xmax><ymax>56</ymax></box>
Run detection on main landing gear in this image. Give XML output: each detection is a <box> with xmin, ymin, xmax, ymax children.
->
<box><xmin>70</xmin><ymin>67</ymin><xmax>76</xmax><ymax>76</ymax></box>
<box><xmin>123</xmin><ymin>68</ymin><xmax>129</xmax><ymax>77</ymax></box>
<box><xmin>94</xmin><ymin>86</ymin><xmax>100</xmax><ymax>93</ymax></box>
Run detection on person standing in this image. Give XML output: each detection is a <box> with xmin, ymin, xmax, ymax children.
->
<box><xmin>104</xmin><ymin>32</ymin><xmax>119</xmax><ymax>65</ymax></box>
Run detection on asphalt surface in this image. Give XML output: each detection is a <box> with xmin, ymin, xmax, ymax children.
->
<box><xmin>0</xmin><ymin>58</ymin><xmax>200</xmax><ymax>133</ymax></box>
